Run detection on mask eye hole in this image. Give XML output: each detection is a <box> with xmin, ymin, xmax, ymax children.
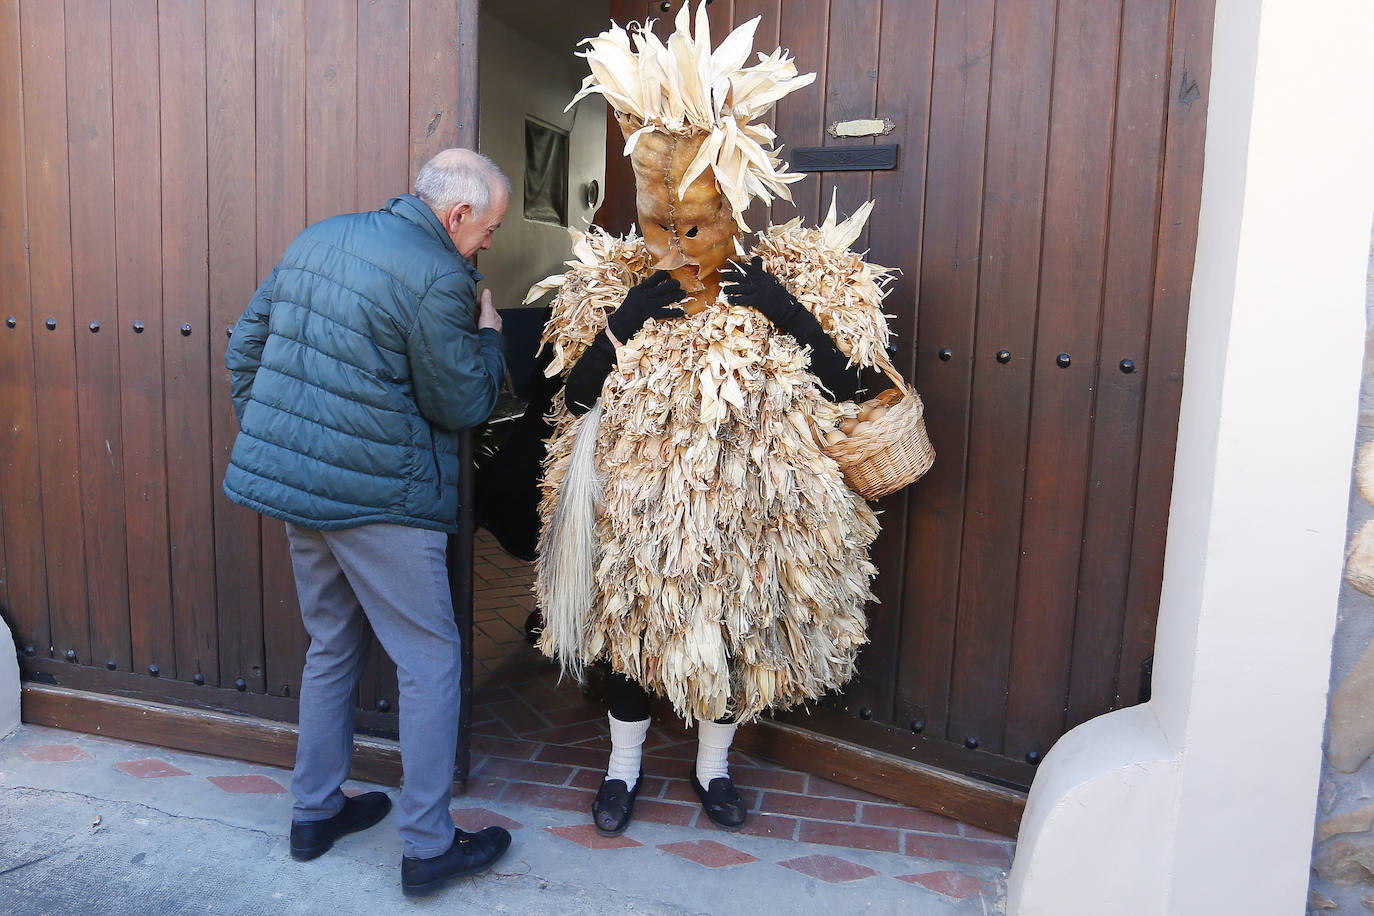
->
<box><xmin>657</xmin><ymin>223</ymin><xmax>670</xmax><ymax>231</ymax></box>
<box><xmin>685</xmin><ymin>226</ymin><xmax>698</xmax><ymax>238</ymax></box>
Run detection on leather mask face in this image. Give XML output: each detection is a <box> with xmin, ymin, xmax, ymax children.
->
<box><xmin>620</xmin><ymin>112</ymin><xmax>740</xmax><ymax>297</ymax></box>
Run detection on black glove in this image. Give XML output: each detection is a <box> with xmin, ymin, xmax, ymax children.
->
<box><xmin>565</xmin><ymin>272</ymin><xmax>686</xmax><ymax>415</ymax></box>
<box><xmin>607</xmin><ymin>270</ymin><xmax>687</xmax><ymax>342</ymax></box>
<box><xmin>720</xmin><ymin>256</ymin><xmax>803</xmax><ymax>327</ymax></box>
<box><xmin>722</xmin><ymin>256</ymin><xmax>861</xmax><ymax>402</ymax></box>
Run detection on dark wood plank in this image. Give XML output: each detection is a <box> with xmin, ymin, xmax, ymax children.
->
<box><xmin>65</xmin><ymin>0</ymin><xmax>132</xmax><ymax>673</ymax></box>
<box><xmin>590</xmin><ymin>1</ymin><xmax>646</xmax><ymax>235</ymax></box>
<box><xmin>22</xmin><ymin>655</ymin><xmax>397</xmax><ymax>735</ymax></box>
<box><xmin>594</xmin><ymin>112</ymin><xmax>638</xmax><ymax>234</ymax></box>
<box><xmin>0</xmin><ymin>476</ymin><xmax>6</xmax><ymax>624</ymax></box>
<box><xmin>453</xmin><ymin>0</ymin><xmax>479</xmax><ymax>788</ymax></box>
<box><xmin>257</xmin><ymin>0</ymin><xmax>309</xmax><ymax>699</ymax></box>
<box><xmin>850</xmin><ymin>0</ymin><xmax>938</xmax><ymax>726</ymax></box>
<box><xmin>1116</xmin><ymin>0</ymin><xmax>1215</xmax><ymax>706</ymax></box>
<box><xmin>408</xmin><ymin>0</ymin><xmax>465</xmax><ymax>178</ymax></box>
<box><xmin>1001</xmin><ymin>0</ymin><xmax>1123</xmax><ymax>760</ymax></box>
<box><xmin>944</xmin><ymin>0</ymin><xmax>1056</xmax><ymax>753</ymax></box>
<box><xmin>355</xmin><ymin>0</ymin><xmax>409</xmax><ymax>208</ymax></box>
<box><xmin>22</xmin><ymin>683</ymin><xmax>406</xmax><ymax>789</ymax></box>
<box><xmin>769</xmin><ymin>699</ymin><xmax>1035</xmax><ymax>788</ymax></box>
<box><xmin>771</xmin><ymin>0</ymin><xmax>829</xmax><ymax>224</ymax></box>
<box><xmin>160</xmin><ymin>0</ymin><xmax>217</xmax><ymax>685</ymax></box>
<box><xmin>208</xmin><ymin>0</ymin><xmax>265</xmax><ymax>692</ymax></box>
<box><xmin>455</xmin><ymin>0</ymin><xmax>478</xmax><ymax>150</ymax></box>
<box><xmin>306</xmin><ymin>0</ymin><xmax>357</xmax><ymax>222</ymax></box>
<box><xmin>818</xmin><ymin>0</ymin><xmax>880</xmax><ymax>250</ymax></box>
<box><xmin>355</xmin><ymin>0</ymin><xmax>409</xmax><ymax>711</ymax></box>
<box><xmin>733</xmin><ymin>0</ymin><xmax>780</xmax><ymax>234</ymax></box>
<box><xmin>707</xmin><ymin>0</ymin><xmax>735</xmax><ymax>54</ymax></box>
<box><xmin>894</xmin><ymin>0</ymin><xmax>997</xmax><ymax>743</ymax></box>
<box><xmin>644</xmin><ymin>0</ymin><xmax>674</xmax><ymax>34</ymax></box>
<box><xmin>0</xmin><ymin>0</ymin><xmax>48</xmax><ymax>654</ymax></box>
<box><xmin>21</xmin><ymin>0</ymin><xmax>90</xmax><ymax>665</ymax></box>
<box><xmin>1065</xmin><ymin>0</ymin><xmax>1171</xmax><ymax>730</ymax></box>
<box><xmin>112</xmin><ymin>0</ymin><xmax>175</xmax><ymax>678</ymax></box>
<box><xmin>735</xmin><ymin>716</ymin><xmax>1024</xmax><ymax>837</ymax></box>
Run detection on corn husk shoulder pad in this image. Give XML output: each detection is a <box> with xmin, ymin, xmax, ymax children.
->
<box><xmin>530</xmin><ymin>208</ymin><xmax>892</xmax><ymax>725</ymax></box>
<box><xmin>529</xmin><ymin>199</ymin><xmax>896</xmax><ymax>386</ymax></box>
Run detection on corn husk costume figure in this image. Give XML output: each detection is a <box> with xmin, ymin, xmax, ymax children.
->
<box><xmin>528</xmin><ymin>2</ymin><xmax>897</xmax><ymax>835</ymax></box>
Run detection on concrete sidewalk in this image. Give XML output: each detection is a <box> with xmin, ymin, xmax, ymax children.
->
<box><xmin>0</xmin><ymin>722</ymin><xmax>1007</xmax><ymax>915</ymax></box>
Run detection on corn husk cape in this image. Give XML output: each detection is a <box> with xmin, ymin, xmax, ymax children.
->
<box><xmin>528</xmin><ymin>199</ymin><xmax>897</xmax><ymax>724</ymax></box>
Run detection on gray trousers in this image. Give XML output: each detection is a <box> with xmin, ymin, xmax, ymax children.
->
<box><xmin>285</xmin><ymin>522</ymin><xmax>461</xmax><ymax>859</ymax></box>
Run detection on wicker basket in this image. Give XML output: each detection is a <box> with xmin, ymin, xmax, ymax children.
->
<box><xmin>822</xmin><ymin>356</ymin><xmax>935</xmax><ymax>499</ymax></box>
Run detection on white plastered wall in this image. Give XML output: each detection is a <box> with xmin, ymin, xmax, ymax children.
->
<box><xmin>0</xmin><ymin>615</ymin><xmax>17</xmax><ymax>739</ymax></box>
<box><xmin>1006</xmin><ymin>1</ymin><xmax>1374</xmax><ymax>913</ymax></box>
<box><xmin>476</xmin><ymin>10</ymin><xmax>606</xmax><ymax>310</ymax></box>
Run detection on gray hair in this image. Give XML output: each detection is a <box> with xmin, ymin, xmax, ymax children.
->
<box><xmin>413</xmin><ymin>149</ymin><xmax>510</xmax><ymax>216</ymax></box>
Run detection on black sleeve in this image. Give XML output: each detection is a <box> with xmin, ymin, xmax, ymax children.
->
<box><xmin>770</xmin><ymin>306</ymin><xmax>863</xmax><ymax>403</ymax></box>
<box><xmin>563</xmin><ymin>330</ymin><xmax>618</xmax><ymax>416</ymax></box>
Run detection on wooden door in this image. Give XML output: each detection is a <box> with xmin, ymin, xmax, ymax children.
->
<box><xmin>603</xmin><ymin>0</ymin><xmax>1213</xmax><ymax>783</ymax></box>
<box><xmin>0</xmin><ymin>0</ymin><xmax>477</xmax><ymax>757</ymax></box>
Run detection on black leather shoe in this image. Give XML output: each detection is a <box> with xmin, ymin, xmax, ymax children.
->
<box><xmin>289</xmin><ymin>791</ymin><xmax>392</xmax><ymax>861</ymax></box>
<box><xmin>690</xmin><ymin>772</ymin><xmax>747</xmax><ymax>831</ymax></box>
<box><xmin>401</xmin><ymin>826</ymin><xmax>512</xmax><ymax>898</ymax></box>
<box><xmin>524</xmin><ymin>610</ymin><xmax>544</xmax><ymax>647</ymax></box>
<box><xmin>591</xmin><ymin>773</ymin><xmax>642</xmax><ymax>836</ymax></box>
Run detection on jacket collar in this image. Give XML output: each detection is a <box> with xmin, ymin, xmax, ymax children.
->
<box><xmin>383</xmin><ymin>194</ymin><xmax>484</xmax><ymax>283</ymax></box>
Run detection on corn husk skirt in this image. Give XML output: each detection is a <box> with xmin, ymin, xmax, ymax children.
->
<box><xmin>533</xmin><ymin>217</ymin><xmax>892</xmax><ymax>724</ymax></box>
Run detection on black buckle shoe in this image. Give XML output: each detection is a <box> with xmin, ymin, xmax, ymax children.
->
<box><xmin>401</xmin><ymin>826</ymin><xmax>512</xmax><ymax>898</ymax></box>
<box><xmin>690</xmin><ymin>772</ymin><xmax>747</xmax><ymax>831</ymax></box>
<box><xmin>289</xmin><ymin>791</ymin><xmax>392</xmax><ymax>861</ymax></box>
<box><xmin>591</xmin><ymin>773</ymin><xmax>642</xmax><ymax>836</ymax></box>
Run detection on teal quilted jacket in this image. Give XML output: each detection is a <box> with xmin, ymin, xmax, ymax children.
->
<box><xmin>223</xmin><ymin>194</ymin><xmax>506</xmax><ymax>533</ymax></box>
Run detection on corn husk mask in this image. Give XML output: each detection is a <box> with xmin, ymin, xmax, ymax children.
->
<box><xmin>569</xmin><ymin>2</ymin><xmax>814</xmax><ymax>306</ymax></box>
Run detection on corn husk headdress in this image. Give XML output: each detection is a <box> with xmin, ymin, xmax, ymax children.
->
<box><xmin>568</xmin><ymin>1</ymin><xmax>815</xmax><ymax>230</ymax></box>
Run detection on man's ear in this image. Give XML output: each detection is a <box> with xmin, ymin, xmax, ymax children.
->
<box><xmin>446</xmin><ymin>202</ymin><xmax>472</xmax><ymax>232</ymax></box>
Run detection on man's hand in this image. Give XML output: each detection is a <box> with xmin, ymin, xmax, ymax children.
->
<box><xmin>606</xmin><ymin>270</ymin><xmax>687</xmax><ymax>343</ymax></box>
<box><xmin>477</xmin><ymin>288</ymin><xmax>502</xmax><ymax>332</ymax></box>
<box><xmin>720</xmin><ymin>256</ymin><xmax>801</xmax><ymax>327</ymax></box>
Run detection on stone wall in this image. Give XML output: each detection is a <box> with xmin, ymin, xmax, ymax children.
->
<box><xmin>1310</xmin><ymin>233</ymin><xmax>1374</xmax><ymax>912</ymax></box>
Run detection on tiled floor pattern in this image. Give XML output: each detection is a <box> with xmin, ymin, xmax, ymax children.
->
<box><xmin>6</xmin><ymin>529</ymin><xmax>1010</xmax><ymax>908</ymax></box>
<box><xmin>16</xmin><ymin>729</ymin><xmax>1007</xmax><ymax>904</ymax></box>
<box><xmin>463</xmin><ymin>528</ymin><xmax>1015</xmax><ymax>899</ymax></box>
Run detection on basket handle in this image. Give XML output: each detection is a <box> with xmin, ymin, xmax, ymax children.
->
<box><xmin>873</xmin><ymin>350</ymin><xmax>909</xmax><ymax>396</ymax></box>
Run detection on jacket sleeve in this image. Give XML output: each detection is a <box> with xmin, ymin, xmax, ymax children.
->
<box><xmin>408</xmin><ymin>270</ymin><xmax>507</xmax><ymax>432</ymax></box>
<box><xmin>226</xmin><ymin>267</ymin><xmax>278</xmax><ymax>424</ymax></box>
<box><xmin>770</xmin><ymin>307</ymin><xmax>863</xmax><ymax>403</ymax></box>
<box><xmin>563</xmin><ymin>330</ymin><xmax>618</xmax><ymax>416</ymax></box>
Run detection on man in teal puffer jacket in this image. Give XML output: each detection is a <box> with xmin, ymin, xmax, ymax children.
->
<box><xmin>224</xmin><ymin>148</ymin><xmax>511</xmax><ymax>897</ymax></box>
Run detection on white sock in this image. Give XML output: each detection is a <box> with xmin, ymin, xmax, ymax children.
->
<box><xmin>606</xmin><ymin>714</ymin><xmax>651</xmax><ymax>786</ymax></box>
<box><xmin>695</xmin><ymin>720</ymin><xmax>738</xmax><ymax>783</ymax></box>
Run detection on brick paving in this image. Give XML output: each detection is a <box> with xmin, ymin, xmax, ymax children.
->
<box><xmin>779</xmin><ymin>854</ymin><xmax>881</xmax><ymax>883</ymax></box>
<box><xmin>0</xmin><ymin>529</ymin><xmax>1011</xmax><ymax>912</ymax></box>
<box><xmin>114</xmin><ymin>758</ymin><xmax>190</xmax><ymax>779</ymax></box>
<box><xmin>20</xmin><ymin>743</ymin><xmax>91</xmax><ymax>763</ymax></box>
<box><xmin>546</xmin><ymin>823</ymin><xmax>643</xmax><ymax>850</ymax></box>
<box><xmin>466</xmin><ymin>528</ymin><xmax>1015</xmax><ymax>904</ymax></box>
<box><xmin>659</xmin><ymin>839</ymin><xmax>759</xmax><ymax>868</ymax></box>
<box><xmin>206</xmin><ymin>774</ymin><xmax>288</xmax><ymax>795</ymax></box>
